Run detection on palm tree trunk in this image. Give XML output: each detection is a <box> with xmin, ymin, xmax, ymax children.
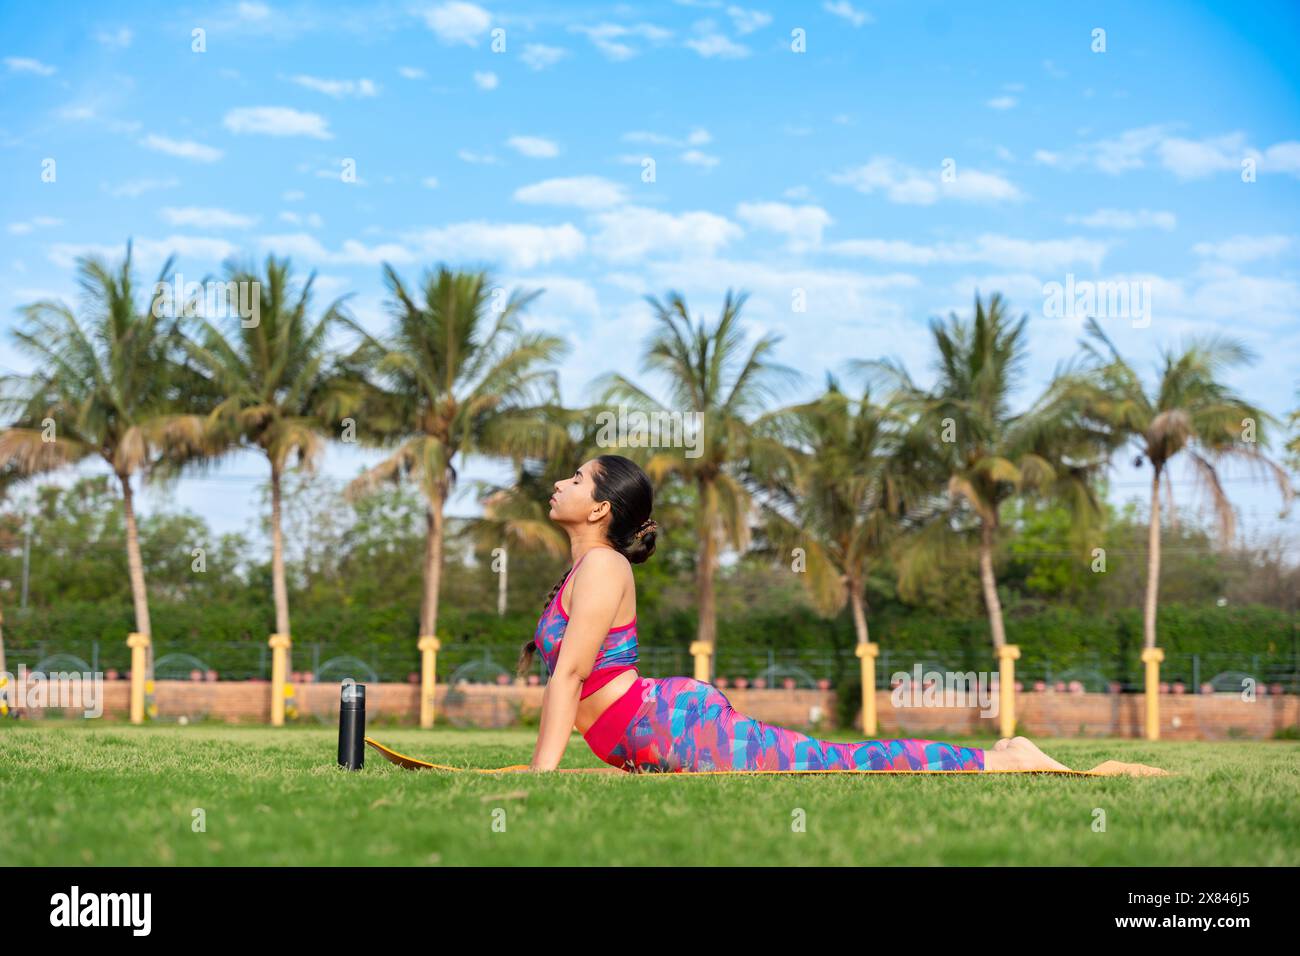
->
<box><xmin>497</xmin><ymin>535</ymin><xmax>507</xmax><ymax>617</ymax></box>
<box><xmin>696</xmin><ymin>478</ymin><xmax>718</xmax><ymax>681</ymax></box>
<box><xmin>1143</xmin><ymin>466</ymin><xmax>1162</xmax><ymax>650</ymax></box>
<box><xmin>119</xmin><ymin>472</ymin><xmax>153</xmax><ymax>678</ymax></box>
<box><xmin>419</xmin><ymin>496</ymin><xmax>445</xmax><ymax>636</ymax></box>
<box><xmin>269</xmin><ymin>464</ymin><xmax>291</xmax><ymax>637</ymax></box>
<box><xmin>978</xmin><ymin>518</ymin><xmax>1007</xmax><ymax>650</ymax></box>
<box><xmin>848</xmin><ymin>580</ymin><xmax>870</xmax><ymax>644</ymax></box>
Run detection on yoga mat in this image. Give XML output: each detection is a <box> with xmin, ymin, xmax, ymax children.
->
<box><xmin>363</xmin><ymin>737</ymin><xmax>1171</xmax><ymax>776</ymax></box>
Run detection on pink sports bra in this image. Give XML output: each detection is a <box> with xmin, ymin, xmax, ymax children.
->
<box><xmin>532</xmin><ymin>550</ymin><xmax>639</xmax><ymax>699</ymax></box>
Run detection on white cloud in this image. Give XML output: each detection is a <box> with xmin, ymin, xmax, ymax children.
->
<box><xmin>223</xmin><ymin>106</ymin><xmax>332</xmax><ymax>139</ymax></box>
<box><xmin>1067</xmin><ymin>208</ymin><xmax>1177</xmax><ymax>231</ymax></box>
<box><xmin>403</xmin><ymin>222</ymin><xmax>587</xmax><ymax>269</ymax></box>
<box><xmin>726</xmin><ymin>5</ymin><xmax>772</xmax><ymax>33</ymax></box>
<box><xmin>107</xmin><ymin>177</ymin><xmax>179</xmax><ymax>198</ymax></box>
<box><xmin>5</xmin><ymin>56</ymin><xmax>56</xmax><ymax>76</ymax></box>
<box><xmin>506</xmin><ymin>135</ymin><xmax>560</xmax><ymax>158</ymax></box>
<box><xmin>823</xmin><ymin>1</ymin><xmax>873</xmax><ymax>27</ymax></box>
<box><xmin>398</xmin><ymin>67</ymin><xmax>426</xmax><ymax>79</ymax></box>
<box><xmin>473</xmin><ymin>71</ymin><xmax>498</xmax><ymax>90</ymax></box>
<box><xmin>589</xmin><ymin>206</ymin><xmax>743</xmax><ymax>262</ymax></box>
<box><xmin>520</xmin><ymin>44</ymin><xmax>567</xmax><ymax>70</ymax></box>
<box><xmin>986</xmin><ymin>96</ymin><xmax>1017</xmax><ymax>110</ymax></box>
<box><xmin>96</xmin><ymin>28</ymin><xmax>133</xmax><ymax>49</ymax></box>
<box><xmin>1034</xmin><ymin>125</ymin><xmax>1300</xmax><ymax>180</ymax></box>
<box><xmin>238</xmin><ymin>1</ymin><xmax>271</xmax><ymax>20</ymax></box>
<box><xmin>1191</xmin><ymin>235</ymin><xmax>1293</xmax><ymax>263</ymax></box>
<box><xmin>685</xmin><ymin>30</ymin><xmax>751</xmax><ymax>58</ymax></box>
<box><xmin>457</xmin><ymin>149</ymin><xmax>500</xmax><ymax>165</ymax></box>
<box><xmin>422</xmin><ymin>2</ymin><xmax>492</xmax><ymax>46</ymax></box>
<box><xmin>160</xmin><ymin>207</ymin><xmax>258</xmax><ymax>229</ymax></box>
<box><xmin>569</xmin><ymin>22</ymin><xmax>673</xmax><ymax>61</ymax></box>
<box><xmin>140</xmin><ymin>134</ymin><xmax>223</xmax><ymax>162</ymax></box>
<box><xmin>289</xmin><ymin>75</ymin><xmax>379</xmax><ymax>98</ymax></box>
<box><xmin>830</xmin><ymin>157</ymin><xmax>1023</xmax><ymax>204</ymax></box>
<box><xmin>735</xmin><ymin>201</ymin><xmax>832</xmax><ymax>248</ymax></box>
<box><xmin>513</xmin><ymin>176</ymin><xmax>628</xmax><ymax>209</ymax></box>
<box><xmin>421</xmin><ymin>176</ymin><xmax>439</xmax><ymax>189</ymax></box>
<box><xmin>825</xmin><ymin>234</ymin><xmax>1110</xmax><ymax>272</ymax></box>
<box><xmin>48</xmin><ymin>236</ymin><xmax>241</xmax><ymax>270</ymax></box>
<box><xmin>257</xmin><ymin>233</ymin><xmax>418</xmax><ymax>267</ymax></box>
<box><xmin>622</xmin><ymin>128</ymin><xmax>711</xmax><ymax>149</ymax></box>
<box><xmin>277</xmin><ymin>210</ymin><xmax>324</xmax><ymax>228</ymax></box>
<box><xmin>7</xmin><ymin>217</ymin><xmax>62</xmax><ymax>236</ymax></box>
<box><xmin>681</xmin><ymin>149</ymin><xmax>720</xmax><ymax>168</ymax></box>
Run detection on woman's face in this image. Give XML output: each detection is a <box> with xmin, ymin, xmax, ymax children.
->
<box><xmin>549</xmin><ymin>459</ymin><xmax>608</xmax><ymax>526</ymax></box>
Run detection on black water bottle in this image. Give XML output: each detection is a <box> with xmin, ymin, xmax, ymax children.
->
<box><xmin>338</xmin><ymin>680</ymin><xmax>365</xmax><ymax>770</ymax></box>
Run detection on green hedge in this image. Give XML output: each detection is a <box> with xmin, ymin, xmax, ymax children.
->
<box><xmin>4</xmin><ymin>599</ymin><xmax>1293</xmax><ymax>684</ymax></box>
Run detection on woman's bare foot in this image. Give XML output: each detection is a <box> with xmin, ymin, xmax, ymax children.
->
<box><xmin>983</xmin><ymin>736</ymin><xmax>1072</xmax><ymax>771</ymax></box>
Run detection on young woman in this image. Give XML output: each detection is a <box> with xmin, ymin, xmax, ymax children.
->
<box><xmin>518</xmin><ymin>453</ymin><xmax>1074</xmax><ymax>774</ymax></box>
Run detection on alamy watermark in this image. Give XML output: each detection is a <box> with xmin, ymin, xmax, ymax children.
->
<box><xmin>891</xmin><ymin>664</ymin><xmax>998</xmax><ymax>717</ymax></box>
<box><xmin>1</xmin><ymin>665</ymin><xmax>104</xmax><ymax>718</ymax></box>
<box><xmin>1043</xmin><ymin>273</ymin><xmax>1152</xmax><ymax>328</ymax></box>
<box><xmin>151</xmin><ymin>273</ymin><xmax>261</xmax><ymax>327</ymax></box>
<box><xmin>594</xmin><ymin>404</ymin><xmax>704</xmax><ymax>459</ymax></box>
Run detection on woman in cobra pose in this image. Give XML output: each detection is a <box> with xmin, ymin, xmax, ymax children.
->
<box><xmin>519</xmin><ymin>453</ymin><xmax>1073</xmax><ymax>774</ymax></box>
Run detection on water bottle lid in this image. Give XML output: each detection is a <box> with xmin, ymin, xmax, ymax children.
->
<box><xmin>341</xmin><ymin>681</ymin><xmax>365</xmax><ymax>703</ymax></box>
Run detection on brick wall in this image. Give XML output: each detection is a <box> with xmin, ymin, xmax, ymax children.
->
<box><xmin>13</xmin><ymin>679</ymin><xmax>1299</xmax><ymax>740</ymax></box>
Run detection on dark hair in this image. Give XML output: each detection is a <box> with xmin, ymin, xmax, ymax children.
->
<box><xmin>515</xmin><ymin>454</ymin><xmax>656</xmax><ymax>677</ymax></box>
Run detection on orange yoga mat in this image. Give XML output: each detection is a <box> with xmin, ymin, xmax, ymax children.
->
<box><xmin>363</xmin><ymin>737</ymin><xmax>1172</xmax><ymax>776</ymax></box>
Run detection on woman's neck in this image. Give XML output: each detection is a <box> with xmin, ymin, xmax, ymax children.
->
<box><xmin>571</xmin><ymin>541</ymin><xmax>616</xmax><ymax>566</ymax></box>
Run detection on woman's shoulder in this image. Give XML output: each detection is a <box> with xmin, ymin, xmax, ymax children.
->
<box><xmin>579</xmin><ymin>546</ymin><xmax>631</xmax><ymax>574</ymax></box>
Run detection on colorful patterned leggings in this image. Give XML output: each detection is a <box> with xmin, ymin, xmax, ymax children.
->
<box><xmin>587</xmin><ymin>675</ymin><xmax>985</xmax><ymax>773</ymax></box>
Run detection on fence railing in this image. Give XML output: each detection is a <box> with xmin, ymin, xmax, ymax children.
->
<box><xmin>3</xmin><ymin>640</ymin><xmax>1297</xmax><ymax>693</ymax></box>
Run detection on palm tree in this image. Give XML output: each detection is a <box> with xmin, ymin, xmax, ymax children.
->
<box><xmin>590</xmin><ymin>290</ymin><xmax>802</xmax><ymax>675</ymax></box>
<box><xmin>1286</xmin><ymin>386</ymin><xmax>1300</xmax><ymax>475</ymax></box>
<box><xmin>0</xmin><ymin>241</ymin><xmax>207</xmax><ymax>681</ymax></box>
<box><xmin>461</xmin><ymin>405</ymin><xmax>609</xmax><ymax>617</ymax></box>
<box><xmin>0</xmin><ymin>462</ymin><xmax>26</xmax><ymax>712</ymax></box>
<box><xmin>753</xmin><ymin>376</ymin><xmax>928</xmax><ymax>643</ymax></box>
<box><xmin>342</xmin><ymin>263</ymin><xmax>566</xmax><ymax>642</ymax></box>
<box><xmin>863</xmin><ymin>293</ymin><xmax>1108</xmax><ymax>651</ymax></box>
<box><xmin>178</xmin><ymin>255</ymin><xmax>359</xmax><ymax>656</ymax></box>
<box><xmin>1065</xmin><ymin>317</ymin><xmax>1293</xmax><ymax>649</ymax></box>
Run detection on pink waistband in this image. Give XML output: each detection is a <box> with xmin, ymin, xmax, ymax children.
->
<box><xmin>582</xmin><ymin>675</ymin><xmax>648</xmax><ymax>765</ymax></box>
<box><xmin>579</xmin><ymin>664</ymin><xmax>637</xmax><ymax>700</ymax></box>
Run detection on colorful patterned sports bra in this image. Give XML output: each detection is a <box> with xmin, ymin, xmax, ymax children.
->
<box><xmin>533</xmin><ymin>549</ymin><xmax>639</xmax><ymax>700</ymax></box>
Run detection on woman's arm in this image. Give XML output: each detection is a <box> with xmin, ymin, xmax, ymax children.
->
<box><xmin>529</xmin><ymin>550</ymin><xmax>626</xmax><ymax>771</ymax></box>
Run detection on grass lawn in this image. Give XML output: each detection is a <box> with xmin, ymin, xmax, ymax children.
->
<box><xmin>3</xmin><ymin>719</ymin><xmax>1298</xmax><ymax>866</ymax></box>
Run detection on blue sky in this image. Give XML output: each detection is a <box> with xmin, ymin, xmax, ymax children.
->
<box><xmin>1</xmin><ymin>0</ymin><xmax>1298</xmax><ymax>555</ymax></box>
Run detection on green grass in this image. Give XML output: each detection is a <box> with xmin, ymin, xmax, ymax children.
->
<box><xmin>3</xmin><ymin>720</ymin><xmax>1298</xmax><ymax>865</ymax></box>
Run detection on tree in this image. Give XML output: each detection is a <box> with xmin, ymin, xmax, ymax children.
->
<box><xmin>864</xmin><ymin>293</ymin><xmax>1109</xmax><ymax>651</ymax></box>
<box><xmin>179</xmin><ymin>255</ymin><xmax>358</xmax><ymax>656</ymax></box>
<box><xmin>342</xmin><ymin>263</ymin><xmax>566</xmax><ymax>640</ymax></box>
<box><xmin>1065</xmin><ymin>317</ymin><xmax>1293</xmax><ymax>649</ymax></box>
<box><xmin>590</xmin><ymin>290</ymin><xmax>802</xmax><ymax>672</ymax></box>
<box><xmin>0</xmin><ymin>242</ymin><xmax>207</xmax><ymax>681</ymax></box>
<box><xmin>752</xmin><ymin>375</ymin><xmax>928</xmax><ymax>645</ymax></box>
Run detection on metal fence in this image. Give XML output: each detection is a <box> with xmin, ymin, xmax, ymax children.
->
<box><xmin>3</xmin><ymin>639</ymin><xmax>1296</xmax><ymax>694</ymax></box>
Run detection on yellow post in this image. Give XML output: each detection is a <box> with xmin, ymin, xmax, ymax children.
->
<box><xmin>418</xmin><ymin>635</ymin><xmax>441</xmax><ymax>728</ymax></box>
<box><xmin>268</xmin><ymin>633</ymin><xmax>291</xmax><ymax>727</ymax></box>
<box><xmin>689</xmin><ymin>641</ymin><xmax>713</xmax><ymax>683</ymax></box>
<box><xmin>1141</xmin><ymin>646</ymin><xmax>1164</xmax><ymax>741</ymax></box>
<box><xmin>855</xmin><ymin>641</ymin><xmax>879</xmax><ymax>735</ymax></box>
<box><xmin>996</xmin><ymin>644</ymin><xmax>1020</xmax><ymax>738</ymax></box>
<box><xmin>127</xmin><ymin>632</ymin><xmax>150</xmax><ymax>725</ymax></box>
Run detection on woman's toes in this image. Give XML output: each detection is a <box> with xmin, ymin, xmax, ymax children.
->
<box><xmin>994</xmin><ymin>738</ymin><xmax>1012</xmax><ymax>751</ymax></box>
